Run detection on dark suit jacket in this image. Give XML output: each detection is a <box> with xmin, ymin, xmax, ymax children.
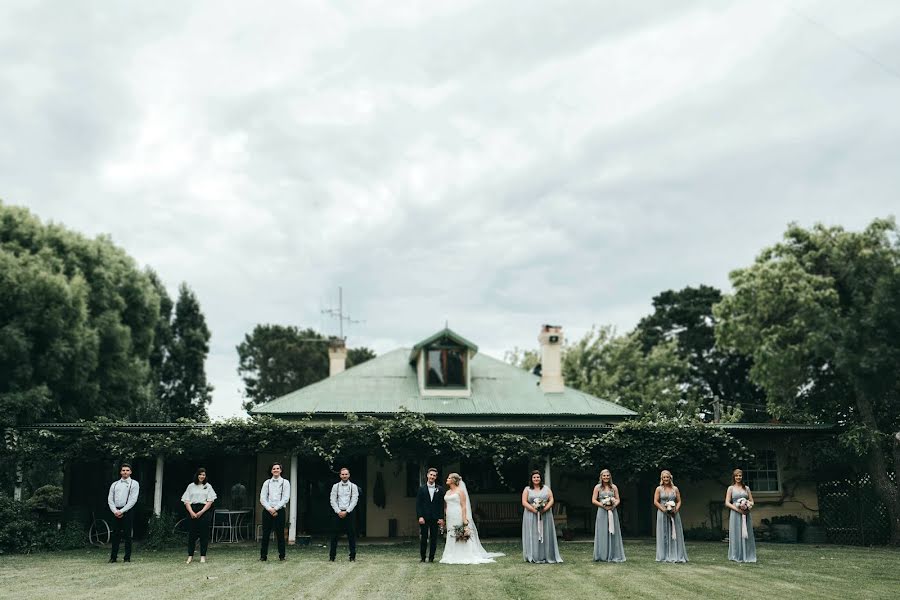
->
<box><xmin>416</xmin><ymin>484</ymin><xmax>445</xmax><ymax>521</ymax></box>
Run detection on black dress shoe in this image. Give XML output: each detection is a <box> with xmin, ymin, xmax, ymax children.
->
<box><xmin>420</xmin><ymin>558</ymin><xmax>425</xmax><ymax>563</ymax></box>
<box><xmin>349</xmin><ymin>557</ymin><xmax>355</xmax><ymax>562</ymax></box>
<box><xmin>279</xmin><ymin>557</ymin><xmax>286</xmax><ymax>562</ymax></box>
<box><xmin>108</xmin><ymin>558</ymin><xmax>117</xmax><ymax>563</ymax></box>
<box><xmin>259</xmin><ymin>557</ymin><xmax>267</xmax><ymax>561</ymax></box>
<box><xmin>428</xmin><ymin>558</ymin><xmax>435</xmax><ymax>563</ymax></box>
<box><xmin>123</xmin><ymin>558</ymin><xmax>130</xmax><ymax>563</ymax></box>
<box><xmin>329</xmin><ymin>557</ymin><xmax>335</xmax><ymax>562</ymax></box>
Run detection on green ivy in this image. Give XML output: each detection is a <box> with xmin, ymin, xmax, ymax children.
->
<box><xmin>3</xmin><ymin>412</ymin><xmax>752</xmax><ymax>483</ymax></box>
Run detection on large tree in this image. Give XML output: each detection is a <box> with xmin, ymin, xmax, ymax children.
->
<box><xmin>716</xmin><ymin>218</ymin><xmax>900</xmax><ymax>544</ymax></box>
<box><xmin>237</xmin><ymin>325</ymin><xmax>375</xmax><ymax>411</ymax></box>
<box><xmin>563</xmin><ymin>326</ymin><xmax>701</xmax><ymax>417</ymax></box>
<box><xmin>0</xmin><ymin>202</ymin><xmax>160</xmax><ymax>423</ymax></box>
<box><xmin>636</xmin><ymin>285</ymin><xmax>766</xmax><ymax>420</ymax></box>
<box><xmin>159</xmin><ymin>284</ymin><xmax>213</xmax><ymax>421</ymax></box>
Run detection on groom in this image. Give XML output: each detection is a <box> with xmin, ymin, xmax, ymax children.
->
<box><xmin>415</xmin><ymin>467</ymin><xmax>445</xmax><ymax>563</ymax></box>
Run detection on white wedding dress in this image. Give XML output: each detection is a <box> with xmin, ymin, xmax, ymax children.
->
<box><xmin>439</xmin><ymin>481</ymin><xmax>504</xmax><ymax>564</ymax></box>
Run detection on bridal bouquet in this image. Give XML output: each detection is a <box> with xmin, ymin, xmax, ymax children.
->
<box><xmin>451</xmin><ymin>524</ymin><xmax>471</xmax><ymax>542</ymax></box>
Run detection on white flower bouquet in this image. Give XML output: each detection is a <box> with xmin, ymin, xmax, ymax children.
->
<box><xmin>664</xmin><ymin>500</ymin><xmax>676</xmax><ymax>513</ymax></box>
<box><xmin>735</xmin><ymin>497</ymin><xmax>753</xmax><ymax>511</ymax></box>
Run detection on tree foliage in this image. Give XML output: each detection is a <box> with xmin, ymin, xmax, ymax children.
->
<box><xmin>636</xmin><ymin>285</ymin><xmax>765</xmax><ymax>420</ymax></box>
<box><xmin>0</xmin><ymin>204</ymin><xmax>213</xmax><ymax>425</ymax></box>
<box><xmin>715</xmin><ymin>218</ymin><xmax>900</xmax><ymax>544</ymax></box>
<box><xmin>237</xmin><ymin>325</ymin><xmax>375</xmax><ymax>411</ymax></box>
<box><xmin>562</xmin><ymin>326</ymin><xmax>700</xmax><ymax>417</ymax></box>
<box><xmin>159</xmin><ymin>284</ymin><xmax>213</xmax><ymax>421</ymax></box>
<box><xmin>0</xmin><ymin>203</ymin><xmax>159</xmax><ymax>424</ymax></box>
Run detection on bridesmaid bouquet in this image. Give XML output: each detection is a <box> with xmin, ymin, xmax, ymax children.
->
<box><xmin>601</xmin><ymin>497</ymin><xmax>615</xmax><ymax>534</ymax></box>
<box><xmin>531</xmin><ymin>498</ymin><xmax>548</xmax><ymax>542</ymax></box>
<box><xmin>451</xmin><ymin>524</ymin><xmax>471</xmax><ymax>542</ymax></box>
<box><xmin>735</xmin><ymin>498</ymin><xmax>753</xmax><ymax>539</ymax></box>
<box><xmin>664</xmin><ymin>500</ymin><xmax>677</xmax><ymax>540</ymax></box>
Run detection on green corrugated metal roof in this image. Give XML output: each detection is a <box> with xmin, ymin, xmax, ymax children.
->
<box><xmin>251</xmin><ymin>348</ymin><xmax>636</xmax><ymax>418</ymax></box>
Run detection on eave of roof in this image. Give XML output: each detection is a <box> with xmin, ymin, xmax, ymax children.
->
<box><xmin>409</xmin><ymin>327</ymin><xmax>479</xmax><ymax>363</ymax></box>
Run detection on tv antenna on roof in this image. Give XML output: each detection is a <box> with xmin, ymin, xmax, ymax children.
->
<box><xmin>321</xmin><ymin>286</ymin><xmax>364</xmax><ymax>340</ymax></box>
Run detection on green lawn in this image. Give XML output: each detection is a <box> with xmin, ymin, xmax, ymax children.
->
<box><xmin>1</xmin><ymin>539</ymin><xmax>897</xmax><ymax>600</ymax></box>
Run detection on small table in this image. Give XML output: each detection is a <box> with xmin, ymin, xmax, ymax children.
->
<box><xmin>212</xmin><ymin>509</ymin><xmax>251</xmax><ymax>543</ymax></box>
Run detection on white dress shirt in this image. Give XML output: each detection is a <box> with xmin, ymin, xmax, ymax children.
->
<box><xmin>330</xmin><ymin>481</ymin><xmax>359</xmax><ymax>513</ymax></box>
<box><xmin>107</xmin><ymin>478</ymin><xmax>140</xmax><ymax>513</ymax></box>
<box><xmin>260</xmin><ymin>477</ymin><xmax>291</xmax><ymax>511</ymax></box>
<box><xmin>427</xmin><ymin>483</ymin><xmax>436</xmax><ymax>501</ymax></box>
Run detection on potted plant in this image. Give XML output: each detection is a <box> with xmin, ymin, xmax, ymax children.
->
<box><xmin>801</xmin><ymin>516</ymin><xmax>827</xmax><ymax>544</ymax></box>
<box><xmin>769</xmin><ymin>515</ymin><xmax>805</xmax><ymax>543</ymax></box>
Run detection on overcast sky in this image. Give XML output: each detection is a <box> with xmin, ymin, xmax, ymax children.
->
<box><xmin>2</xmin><ymin>1</ymin><xmax>899</xmax><ymax>419</ymax></box>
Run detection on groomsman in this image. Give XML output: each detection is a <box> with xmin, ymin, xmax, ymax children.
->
<box><xmin>107</xmin><ymin>462</ymin><xmax>140</xmax><ymax>563</ymax></box>
<box><xmin>415</xmin><ymin>467</ymin><xmax>445</xmax><ymax>563</ymax></box>
<box><xmin>329</xmin><ymin>467</ymin><xmax>359</xmax><ymax>561</ymax></box>
<box><xmin>259</xmin><ymin>462</ymin><xmax>291</xmax><ymax>561</ymax></box>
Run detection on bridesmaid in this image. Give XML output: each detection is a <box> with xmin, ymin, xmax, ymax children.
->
<box><xmin>521</xmin><ymin>470</ymin><xmax>563</xmax><ymax>563</ymax></box>
<box><xmin>181</xmin><ymin>467</ymin><xmax>217</xmax><ymax>564</ymax></box>
<box><xmin>726</xmin><ymin>468</ymin><xmax>757</xmax><ymax>563</ymax></box>
<box><xmin>653</xmin><ymin>470</ymin><xmax>687</xmax><ymax>563</ymax></box>
<box><xmin>591</xmin><ymin>469</ymin><xmax>625</xmax><ymax>562</ymax></box>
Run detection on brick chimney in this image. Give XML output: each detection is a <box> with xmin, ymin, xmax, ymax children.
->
<box><xmin>538</xmin><ymin>324</ymin><xmax>564</xmax><ymax>393</ymax></box>
<box><xmin>328</xmin><ymin>338</ymin><xmax>347</xmax><ymax>377</ymax></box>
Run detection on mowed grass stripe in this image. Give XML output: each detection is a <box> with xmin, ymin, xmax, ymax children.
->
<box><xmin>1</xmin><ymin>541</ymin><xmax>898</xmax><ymax>599</ymax></box>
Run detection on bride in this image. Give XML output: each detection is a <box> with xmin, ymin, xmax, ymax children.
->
<box><xmin>439</xmin><ymin>473</ymin><xmax>504</xmax><ymax>564</ymax></box>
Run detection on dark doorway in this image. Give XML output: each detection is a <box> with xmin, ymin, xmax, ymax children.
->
<box><xmin>299</xmin><ymin>457</ymin><xmax>367</xmax><ymax>536</ymax></box>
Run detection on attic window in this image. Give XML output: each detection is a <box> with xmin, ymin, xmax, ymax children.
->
<box><xmin>426</xmin><ymin>347</ymin><xmax>466</xmax><ymax>388</ymax></box>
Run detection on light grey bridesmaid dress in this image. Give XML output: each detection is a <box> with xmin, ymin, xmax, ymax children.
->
<box><xmin>593</xmin><ymin>488</ymin><xmax>626</xmax><ymax>562</ymax></box>
<box><xmin>522</xmin><ymin>486</ymin><xmax>563</xmax><ymax>563</ymax></box>
<box><xmin>728</xmin><ymin>487</ymin><xmax>757</xmax><ymax>563</ymax></box>
<box><xmin>655</xmin><ymin>488</ymin><xmax>688</xmax><ymax>563</ymax></box>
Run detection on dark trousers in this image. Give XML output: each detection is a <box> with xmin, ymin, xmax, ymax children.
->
<box><xmin>329</xmin><ymin>512</ymin><xmax>356</xmax><ymax>559</ymax></box>
<box><xmin>110</xmin><ymin>510</ymin><xmax>134</xmax><ymax>561</ymax></box>
<box><xmin>260</xmin><ymin>508</ymin><xmax>286</xmax><ymax>559</ymax></box>
<box><xmin>187</xmin><ymin>504</ymin><xmax>211</xmax><ymax>557</ymax></box>
<box><xmin>419</xmin><ymin>519</ymin><xmax>440</xmax><ymax>561</ymax></box>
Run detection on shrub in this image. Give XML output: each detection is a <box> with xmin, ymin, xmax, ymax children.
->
<box><xmin>143</xmin><ymin>511</ymin><xmax>181</xmax><ymax>551</ymax></box>
<box><xmin>26</xmin><ymin>485</ymin><xmax>64</xmax><ymax>512</ymax></box>
<box><xmin>683</xmin><ymin>524</ymin><xmax>725</xmax><ymax>541</ymax></box>
<box><xmin>770</xmin><ymin>514</ymin><xmax>807</xmax><ymax>532</ymax></box>
<box><xmin>0</xmin><ymin>494</ymin><xmax>38</xmax><ymax>554</ymax></box>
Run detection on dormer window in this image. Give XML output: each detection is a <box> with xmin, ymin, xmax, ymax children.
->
<box><xmin>426</xmin><ymin>347</ymin><xmax>467</xmax><ymax>388</ymax></box>
<box><xmin>410</xmin><ymin>327</ymin><xmax>478</xmax><ymax>396</ymax></box>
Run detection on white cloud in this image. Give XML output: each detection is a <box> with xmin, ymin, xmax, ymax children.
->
<box><xmin>2</xmin><ymin>0</ymin><xmax>899</xmax><ymax>418</ymax></box>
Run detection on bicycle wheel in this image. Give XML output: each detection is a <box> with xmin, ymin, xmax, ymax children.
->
<box><xmin>173</xmin><ymin>518</ymin><xmax>191</xmax><ymax>536</ymax></box>
<box><xmin>88</xmin><ymin>519</ymin><xmax>111</xmax><ymax>546</ymax></box>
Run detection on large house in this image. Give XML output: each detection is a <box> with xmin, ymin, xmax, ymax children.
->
<box><xmin>247</xmin><ymin>325</ymin><xmax>825</xmax><ymax>541</ymax></box>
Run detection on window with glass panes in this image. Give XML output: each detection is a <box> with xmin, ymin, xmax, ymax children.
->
<box><xmin>745</xmin><ymin>449</ymin><xmax>779</xmax><ymax>492</ymax></box>
<box><xmin>425</xmin><ymin>347</ymin><xmax>467</xmax><ymax>388</ymax></box>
